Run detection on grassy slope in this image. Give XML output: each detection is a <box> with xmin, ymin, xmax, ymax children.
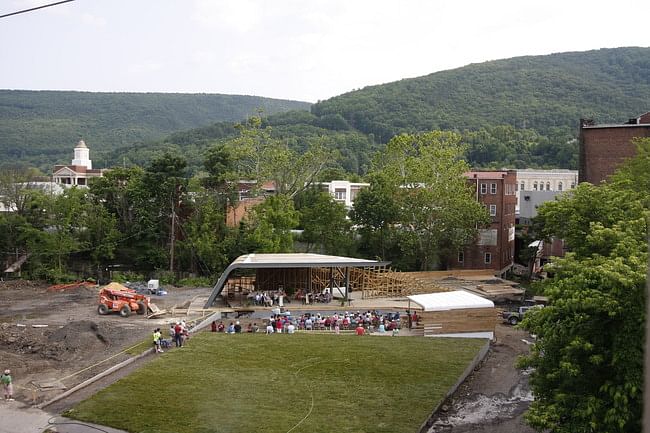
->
<box><xmin>67</xmin><ymin>333</ymin><xmax>485</xmax><ymax>433</ymax></box>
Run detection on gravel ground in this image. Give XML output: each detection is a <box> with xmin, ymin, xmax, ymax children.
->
<box><xmin>427</xmin><ymin>324</ymin><xmax>537</xmax><ymax>433</ymax></box>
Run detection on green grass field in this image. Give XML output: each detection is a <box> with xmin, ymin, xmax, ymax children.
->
<box><xmin>65</xmin><ymin>333</ymin><xmax>486</xmax><ymax>433</ymax></box>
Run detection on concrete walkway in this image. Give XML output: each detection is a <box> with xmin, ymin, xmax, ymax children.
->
<box><xmin>0</xmin><ymin>401</ymin><xmax>51</xmax><ymax>433</ymax></box>
<box><xmin>0</xmin><ymin>402</ymin><xmax>128</xmax><ymax>433</ymax></box>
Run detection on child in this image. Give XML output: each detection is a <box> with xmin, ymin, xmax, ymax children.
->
<box><xmin>153</xmin><ymin>328</ymin><xmax>163</xmax><ymax>353</ymax></box>
<box><xmin>1</xmin><ymin>369</ymin><xmax>13</xmax><ymax>401</ymax></box>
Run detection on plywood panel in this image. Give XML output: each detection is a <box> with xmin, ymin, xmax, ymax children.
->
<box><xmin>418</xmin><ymin>308</ymin><xmax>496</xmax><ymax>335</ymax></box>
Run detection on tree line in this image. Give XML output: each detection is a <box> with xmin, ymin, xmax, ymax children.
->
<box><xmin>0</xmin><ymin>118</ymin><xmax>488</xmax><ymax>282</ymax></box>
<box><xmin>520</xmin><ymin>138</ymin><xmax>650</xmax><ymax>433</ymax></box>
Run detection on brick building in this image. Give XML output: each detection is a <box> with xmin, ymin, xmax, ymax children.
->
<box><xmin>579</xmin><ymin>112</ymin><xmax>650</xmax><ymax>184</ymax></box>
<box><xmin>449</xmin><ymin>170</ymin><xmax>517</xmax><ymax>275</ymax></box>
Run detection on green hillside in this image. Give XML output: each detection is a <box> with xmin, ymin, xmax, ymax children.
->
<box><xmin>3</xmin><ymin>47</ymin><xmax>649</xmax><ymax>174</ymax></box>
<box><xmin>0</xmin><ymin>90</ymin><xmax>310</xmax><ymax>171</ymax></box>
<box><xmin>127</xmin><ymin>47</ymin><xmax>649</xmax><ymax>175</ymax></box>
<box><xmin>312</xmin><ymin>47</ymin><xmax>650</xmax><ymax>142</ymax></box>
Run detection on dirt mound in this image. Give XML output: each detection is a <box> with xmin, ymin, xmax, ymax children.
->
<box><xmin>47</xmin><ymin>320</ymin><xmax>113</xmax><ymax>351</ymax></box>
<box><xmin>0</xmin><ymin>320</ymin><xmax>119</xmax><ymax>362</ymax></box>
<box><xmin>0</xmin><ymin>280</ymin><xmax>46</xmax><ymax>291</ymax></box>
<box><xmin>0</xmin><ymin>324</ymin><xmax>61</xmax><ymax>360</ymax></box>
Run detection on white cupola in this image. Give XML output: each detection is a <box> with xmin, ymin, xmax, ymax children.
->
<box><xmin>72</xmin><ymin>139</ymin><xmax>92</xmax><ymax>169</ymax></box>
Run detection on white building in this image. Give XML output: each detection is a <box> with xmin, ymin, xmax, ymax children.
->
<box><xmin>53</xmin><ymin>140</ymin><xmax>106</xmax><ymax>187</ymax></box>
<box><xmin>320</xmin><ymin>180</ymin><xmax>369</xmax><ymax>209</ymax></box>
<box><xmin>515</xmin><ymin>169</ymin><xmax>578</xmax><ymax>214</ymax></box>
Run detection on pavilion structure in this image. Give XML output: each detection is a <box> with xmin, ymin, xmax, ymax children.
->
<box><xmin>203</xmin><ymin>253</ymin><xmax>452</xmax><ymax>308</ymax></box>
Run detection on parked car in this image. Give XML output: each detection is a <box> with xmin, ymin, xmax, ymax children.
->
<box><xmin>502</xmin><ymin>305</ymin><xmax>542</xmax><ymax>325</ymax></box>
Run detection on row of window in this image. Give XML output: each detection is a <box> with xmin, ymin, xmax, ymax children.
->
<box><xmin>458</xmin><ymin>251</ymin><xmax>492</xmax><ymax>264</ymax></box>
<box><xmin>516</xmin><ymin>181</ymin><xmax>575</xmax><ymax>192</ymax></box>
<box><xmin>479</xmin><ymin>183</ymin><xmax>498</xmax><ymax>194</ymax></box>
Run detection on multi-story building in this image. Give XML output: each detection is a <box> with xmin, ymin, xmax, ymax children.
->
<box><xmin>515</xmin><ymin>169</ymin><xmax>578</xmax><ymax>215</ymax></box>
<box><xmin>53</xmin><ymin>140</ymin><xmax>106</xmax><ymax>187</ymax></box>
<box><xmin>319</xmin><ymin>180</ymin><xmax>369</xmax><ymax>209</ymax></box>
<box><xmin>449</xmin><ymin>170</ymin><xmax>517</xmax><ymax>276</ymax></box>
<box><xmin>579</xmin><ymin>112</ymin><xmax>650</xmax><ymax>184</ymax></box>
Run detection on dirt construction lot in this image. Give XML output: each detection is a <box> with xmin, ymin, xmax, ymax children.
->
<box><xmin>0</xmin><ymin>280</ymin><xmax>212</xmax><ymax>405</ymax></box>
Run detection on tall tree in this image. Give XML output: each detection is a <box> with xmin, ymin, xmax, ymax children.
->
<box><xmin>350</xmin><ymin>175</ymin><xmax>400</xmax><ymax>261</ymax></box>
<box><xmin>363</xmin><ymin>131</ymin><xmax>489</xmax><ymax>270</ymax></box>
<box><xmin>225</xmin><ymin>116</ymin><xmax>331</xmax><ymax>198</ymax></box>
<box><xmin>295</xmin><ymin>187</ymin><xmax>353</xmax><ymax>255</ymax></box>
<box><xmin>520</xmin><ymin>142</ymin><xmax>649</xmax><ymax>433</ymax></box>
<box><xmin>243</xmin><ymin>195</ymin><xmax>298</xmax><ymax>253</ymax></box>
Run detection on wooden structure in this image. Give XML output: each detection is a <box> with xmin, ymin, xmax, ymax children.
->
<box><xmin>204</xmin><ymin>253</ymin><xmax>390</xmax><ymax>308</ymax></box>
<box><xmin>408</xmin><ymin>291</ymin><xmax>496</xmax><ymax>339</ymax></box>
<box><xmin>218</xmin><ymin>264</ymin><xmax>454</xmax><ymax>304</ymax></box>
<box><xmin>357</xmin><ymin>268</ymin><xmax>452</xmax><ymax>299</ymax></box>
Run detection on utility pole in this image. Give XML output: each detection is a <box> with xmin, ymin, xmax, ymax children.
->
<box><xmin>169</xmin><ymin>193</ymin><xmax>175</xmax><ymax>273</ymax></box>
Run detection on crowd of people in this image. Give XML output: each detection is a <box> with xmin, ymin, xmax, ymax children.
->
<box><xmin>245</xmin><ymin>288</ymin><xmax>335</xmax><ymax>306</ymax></box>
<box><xmin>153</xmin><ymin>320</ymin><xmax>190</xmax><ymax>353</ymax></box>
<box><xmin>209</xmin><ymin>310</ymin><xmax>417</xmax><ymax>336</ymax></box>
<box><xmin>247</xmin><ymin>289</ymin><xmax>288</xmax><ymax>307</ymax></box>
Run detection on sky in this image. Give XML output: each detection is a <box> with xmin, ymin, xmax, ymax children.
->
<box><xmin>1</xmin><ymin>0</ymin><xmax>648</xmax><ymax>103</ymax></box>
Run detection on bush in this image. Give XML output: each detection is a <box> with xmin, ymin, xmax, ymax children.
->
<box><xmin>177</xmin><ymin>276</ymin><xmax>213</xmax><ymax>287</ymax></box>
<box><xmin>111</xmin><ymin>271</ymin><xmax>146</xmax><ymax>283</ymax></box>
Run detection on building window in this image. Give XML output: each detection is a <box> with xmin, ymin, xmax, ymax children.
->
<box><xmin>571</xmin><ymin>182</ymin><xmax>576</xmax><ymax>189</ymax></box>
<box><xmin>546</xmin><ymin>182</ymin><xmax>551</xmax><ymax>191</ymax></box>
<box><xmin>520</xmin><ymin>182</ymin><xmax>525</xmax><ymax>191</ymax></box>
<box><xmin>515</xmin><ymin>183</ymin><xmax>518</xmax><ymax>192</ymax></box>
<box><xmin>558</xmin><ymin>182</ymin><xmax>563</xmax><ymax>191</ymax></box>
<box><xmin>490</xmin><ymin>183</ymin><xmax>497</xmax><ymax>194</ymax></box>
<box><xmin>458</xmin><ymin>251</ymin><xmax>464</xmax><ymax>263</ymax></box>
<box><xmin>334</xmin><ymin>189</ymin><xmax>346</xmax><ymax>200</ymax></box>
<box><xmin>484</xmin><ymin>252</ymin><xmax>492</xmax><ymax>264</ymax></box>
<box><xmin>489</xmin><ymin>204</ymin><xmax>497</xmax><ymax>216</ymax></box>
<box><xmin>533</xmin><ymin>182</ymin><xmax>538</xmax><ymax>191</ymax></box>
<box><xmin>480</xmin><ymin>183</ymin><xmax>487</xmax><ymax>194</ymax></box>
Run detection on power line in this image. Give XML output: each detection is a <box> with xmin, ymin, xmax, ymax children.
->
<box><xmin>0</xmin><ymin>0</ymin><xmax>75</xmax><ymax>20</ymax></box>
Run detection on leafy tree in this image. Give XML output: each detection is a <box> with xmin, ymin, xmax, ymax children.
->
<box><xmin>364</xmin><ymin>131</ymin><xmax>490</xmax><ymax>270</ymax></box>
<box><xmin>350</xmin><ymin>175</ymin><xmax>400</xmax><ymax>260</ymax></box>
<box><xmin>243</xmin><ymin>195</ymin><xmax>298</xmax><ymax>253</ymax></box>
<box><xmin>520</xmin><ymin>145</ymin><xmax>649</xmax><ymax>433</ymax></box>
<box><xmin>294</xmin><ymin>187</ymin><xmax>353</xmax><ymax>255</ymax></box>
<box><xmin>175</xmin><ymin>189</ymin><xmax>232</xmax><ymax>276</ymax></box>
<box><xmin>224</xmin><ymin>116</ymin><xmax>331</xmax><ymax>198</ymax></box>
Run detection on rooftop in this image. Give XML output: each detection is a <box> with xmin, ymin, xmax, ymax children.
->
<box><xmin>407</xmin><ymin>290</ymin><xmax>494</xmax><ymax>312</ymax></box>
<box><xmin>230</xmin><ymin>253</ymin><xmax>388</xmax><ymax>268</ymax></box>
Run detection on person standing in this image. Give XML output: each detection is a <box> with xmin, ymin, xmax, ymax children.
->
<box><xmin>174</xmin><ymin>322</ymin><xmax>183</xmax><ymax>347</ymax></box>
<box><xmin>153</xmin><ymin>328</ymin><xmax>163</xmax><ymax>353</ymax></box>
<box><xmin>211</xmin><ymin>321</ymin><xmax>217</xmax><ymax>332</ymax></box>
<box><xmin>1</xmin><ymin>369</ymin><xmax>13</xmax><ymax>401</ymax></box>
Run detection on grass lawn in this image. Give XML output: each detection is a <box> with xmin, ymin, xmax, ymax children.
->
<box><xmin>66</xmin><ymin>333</ymin><xmax>486</xmax><ymax>433</ymax></box>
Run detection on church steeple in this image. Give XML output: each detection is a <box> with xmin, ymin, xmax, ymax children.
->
<box><xmin>72</xmin><ymin>139</ymin><xmax>92</xmax><ymax>169</ymax></box>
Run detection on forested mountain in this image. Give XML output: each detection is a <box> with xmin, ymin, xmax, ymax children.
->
<box><xmin>312</xmin><ymin>47</ymin><xmax>650</xmax><ymax>142</ymax></box>
<box><xmin>3</xmin><ymin>47</ymin><xmax>649</xmax><ymax>174</ymax></box>
<box><xmin>0</xmin><ymin>90</ymin><xmax>310</xmax><ymax>171</ymax></box>
<box><xmin>118</xmin><ymin>47</ymin><xmax>648</xmax><ymax>175</ymax></box>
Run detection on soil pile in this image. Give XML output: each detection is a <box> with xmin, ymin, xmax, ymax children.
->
<box><xmin>1</xmin><ymin>320</ymin><xmax>119</xmax><ymax>362</ymax></box>
<box><xmin>47</xmin><ymin>320</ymin><xmax>114</xmax><ymax>354</ymax></box>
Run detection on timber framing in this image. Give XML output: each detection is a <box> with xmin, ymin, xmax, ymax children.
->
<box><xmin>204</xmin><ymin>253</ymin><xmax>390</xmax><ymax>308</ymax></box>
<box><xmin>204</xmin><ymin>254</ymin><xmax>465</xmax><ymax>308</ymax></box>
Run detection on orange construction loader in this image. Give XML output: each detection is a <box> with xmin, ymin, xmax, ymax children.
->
<box><xmin>97</xmin><ymin>287</ymin><xmax>150</xmax><ymax>317</ymax></box>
